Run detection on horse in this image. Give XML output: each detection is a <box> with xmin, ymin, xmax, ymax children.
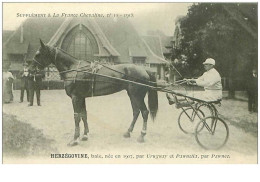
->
<box><xmin>29</xmin><ymin>39</ymin><xmax>159</xmax><ymax>146</ymax></box>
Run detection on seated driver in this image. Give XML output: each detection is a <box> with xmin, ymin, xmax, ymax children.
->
<box><xmin>167</xmin><ymin>58</ymin><xmax>222</xmax><ymax>107</ymax></box>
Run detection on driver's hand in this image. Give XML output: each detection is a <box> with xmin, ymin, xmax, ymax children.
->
<box><xmin>184</xmin><ymin>78</ymin><xmax>192</xmax><ymax>85</ymax></box>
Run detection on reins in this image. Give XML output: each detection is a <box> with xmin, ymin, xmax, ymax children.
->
<box><xmin>54</xmin><ymin>47</ymin><xmax>157</xmax><ymax>84</ymax></box>
<box><xmin>42</xmin><ymin>46</ymin><xmax>188</xmax><ymax>91</ymax></box>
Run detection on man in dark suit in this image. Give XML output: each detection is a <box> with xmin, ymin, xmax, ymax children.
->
<box><xmin>19</xmin><ymin>62</ymin><xmax>29</xmax><ymax>103</ymax></box>
<box><xmin>247</xmin><ymin>69</ymin><xmax>258</xmax><ymax>113</ymax></box>
<box><xmin>28</xmin><ymin>67</ymin><xmax>45</xmax><ymax>106</ymax></box>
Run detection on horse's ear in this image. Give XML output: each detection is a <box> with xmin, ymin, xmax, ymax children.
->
<box><xmin>40</xmin><ymin>39</ymin><xmax>46</xmax><ymax>49</ymax></box>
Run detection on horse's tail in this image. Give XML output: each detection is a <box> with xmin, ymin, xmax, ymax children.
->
<box><xmin>147</xmin><ymin>71</ymin><xmax>158</xmax><ymax>121</ymax></box>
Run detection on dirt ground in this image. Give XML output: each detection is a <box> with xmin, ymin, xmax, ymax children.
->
<box><xmin>2</xmin><ymin>90</ymin><xmax>258</xmax><ymax>164</ymax></box>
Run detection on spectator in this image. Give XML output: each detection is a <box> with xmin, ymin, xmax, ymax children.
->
<box><xmin>3</xmin><ymin>66</ymin><xmax>14</xmax><ymax>104</ymax></box>
<box><xmin>165</xmin><ymin>70</ymin><xmax>170</xmax><ymax>82</ymax></box>
<box><xmin>28</xmin><ymin>67</ymin><xmax>45</xmax><ymax>106</ymax></box>
<box><xmin>247</xmin><ymin>69</ymin><xmax>258</xmax><ymax>113</ymax></box>
<box><xmin>19</xmin><ymin>62</ymin><xmax>29</xmax><ymax>103</ymax></box>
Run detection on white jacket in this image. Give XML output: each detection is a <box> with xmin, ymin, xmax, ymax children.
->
<box><xmin>195</xmin><ymin>68</ymin><xmax>222</xmax><ymax>101</ymax></box>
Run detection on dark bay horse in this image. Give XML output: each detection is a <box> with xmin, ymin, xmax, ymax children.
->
<box><xmin>29</xmin><ymin>40</ymin><xmax>158</xmax><ymax>146</ymax></box>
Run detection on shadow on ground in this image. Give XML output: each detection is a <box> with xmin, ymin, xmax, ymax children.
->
<box><xmin>3</xmin><ymin>113</ymin><xmax>58</xmax><ymax>158</ymax></box>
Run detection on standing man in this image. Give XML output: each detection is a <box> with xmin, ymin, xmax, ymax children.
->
<box><xmin>247</xmin><ymin>68</ymin><xmax>258</xmax><ymax>113</ymax></box>
<box><xmin>28</xmin><ymin>67</ymin><xmax>45</xmax><ymax>106</ymax></box>
<box><xmin>19</xmin><ymin>62</ymin><xmax>29</xmax><ymax>103</ymax></box>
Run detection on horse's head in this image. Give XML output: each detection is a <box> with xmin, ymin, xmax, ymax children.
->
<box><xmin>29</xmin><ymin>39</ymin><xmax>53</xmax><ymax>72</ymax></box>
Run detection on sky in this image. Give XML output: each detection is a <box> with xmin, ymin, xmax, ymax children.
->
<box><xmin>3</xmin><ymin>3</ymin><xmax>192</xmax><ymax>36</ymax></box>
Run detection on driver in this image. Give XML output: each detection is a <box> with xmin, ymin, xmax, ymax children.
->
<box><xmin>167</xmin><ymin>58</ymin><xmax>222</xmax><ymax>107</ymax></box>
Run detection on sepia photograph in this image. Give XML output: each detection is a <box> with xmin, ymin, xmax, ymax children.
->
<box><xmin>2</xmin><ymin>2</ymin><xmax>258</xmax><ymax>164</ymax></box>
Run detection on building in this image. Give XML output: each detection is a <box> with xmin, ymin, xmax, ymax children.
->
<box><xmin>3</xmin><ymin>17</ymin><xmax>169</xmax><ymax>89</ymax></box>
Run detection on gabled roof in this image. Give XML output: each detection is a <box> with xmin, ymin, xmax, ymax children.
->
<box><xmin>3</xmin><ymin>30</ymin><xmax>14</xmax><ymax>43</ymax></box>
<box><xmin>4</xmin><ymin>17</ymin><xmax>168</xmax><ymax>64</ymax></box>
<box><xmin>4</xmin><ymin>18</ymin><xmax>65</xmax><ymax>59</ymax></box>
<box><xmin>141</xmin><ymin>38</ymin><xmax>169</xmax><ymax>64</ymax></box>
<box><xmin>95</xmin><ymin>17</ymin><xmax>149</xmax><ymax>63</ymax></box>
<box><xmin>47</xmin><ymin>18</ymin><xmax>120</xmax><ymax>57</ymax></box>
<box><xmin>145</xmin><ymin>30</ymin><xmax>173</xmax><ymax>54</ymax></box>
<box><xmin>142</xmin><ymin>35</ymin><xmax>164</xmax><ymax>58</ymax></box>
<box><xmin>129</xmin><ymin>45</ymin><xmax>147</xmax><ymax>57</ymax></box>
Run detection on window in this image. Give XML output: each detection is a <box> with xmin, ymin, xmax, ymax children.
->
<box><xmin>61</xmin><ymin>25</ymin><xmax>99</xmax><ymax>61</ymax></box>
<box><xmin>68</xmin><ymin>32</ymin><xmax>93</xmax><ymax>60</ymax></box>
<box><xmin>133</xmin><ymin>57</ymin><xmax>146</xmax><ymax>65</ymax></box>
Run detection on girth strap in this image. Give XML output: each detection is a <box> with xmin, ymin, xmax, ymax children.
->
<box><xmin>91</xmin><ymin>69</ymin><xmax>99</xmax><ymax>97</ymax></box>
<box><xmin>74</xmin><ymin>61</ymin><xmax>81</xmax><ymax>83</ymax></box>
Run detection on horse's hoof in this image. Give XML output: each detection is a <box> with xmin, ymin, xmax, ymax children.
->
<box><xmin>137</xmin><ymin>136</ymin><xmax>145</xmax><ymax>143</ymax></box>
<box><xmin>123</xmin><ymin>132</ymin><xmax>131</xmax><ymax>138</ymax></box>
<box><xmin>67</xmin><ymin>139</ymin><xmax>79</xmax><ymax>147</ymax></box>
<box><xmin>81</xmin><ymin>135</ymin><xmax>88</xmax><ymax>141</ymax></box>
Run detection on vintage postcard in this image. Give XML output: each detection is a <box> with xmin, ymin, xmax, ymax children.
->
<box><xmin>2</xmin><ymin>2</ymin><xmax>258</xmax><ymax>164</ymax></box>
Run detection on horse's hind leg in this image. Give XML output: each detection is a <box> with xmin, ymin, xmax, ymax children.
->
<box><xmin>137</xmin><ymin>99</ymin><xmax>149</xmax><ymax>143</ymax></box>
<box><xmin>81</xmin><ymin>99</ymin><xmax>89</xmax><ymax>141</ymax></box>
<box><xmin>68</xmin><ymin>95</ymin><xmax>83</xmax><ymax>146</ymax></box>
<box><xmin>124</xmin><ymin>95</ymin><xmax>140</xmax><ymax>138</ymax></box>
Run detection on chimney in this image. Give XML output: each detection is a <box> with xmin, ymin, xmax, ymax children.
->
<box><xmin>20</xmin><ymin>23</ymin><xmax>24</xmax><ymax>43</ymax></box>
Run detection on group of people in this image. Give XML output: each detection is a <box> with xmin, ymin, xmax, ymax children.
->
<box><xmin>3</xmin><ymin>62</ymin><xmax>45</xmax><ymax>106</ymax></box>
<box><xmin>166</xmin><ymin>58</ymin><xmax>258</xmax><ymax>113</ymax></box>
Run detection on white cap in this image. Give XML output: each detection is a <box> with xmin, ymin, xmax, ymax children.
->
<box><xmin>203</xmin><ymin>58</ymin><xmax>215</xmax><ymax>65</ymax></box>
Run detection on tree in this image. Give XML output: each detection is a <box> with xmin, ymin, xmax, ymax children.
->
<box><xmin>175</xmin><ymin>3</ymin><xmax>257</xmax><ymax>98</ymax></box>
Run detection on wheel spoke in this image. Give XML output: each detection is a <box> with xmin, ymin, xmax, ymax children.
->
<box><xmin>178</xmin><ymin>108</ymin><xmax>204</xmax><ymax>134</ymax></box>
<box><xmin>195</xmin><ymin>116</ymin><xmax>229</xmax><ymax>150</ymax></box>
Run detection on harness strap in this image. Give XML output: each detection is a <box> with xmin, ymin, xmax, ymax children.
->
<box><xmin>55</xmin><ymin>47</ymin><xmax>58</xmax><ymax>62</ymax></box>
<box><xmin>74</xmin><ymin>61</ymin><xmax>81</xmax><ymax>83</ymax></box>
<box><xmin>91</xmin><ymin>74</ymin><xmax>94</xmax><ymax>97</ymax></box>
<box><xmin>91</xmin><ymin>68</ymin><xmax>98</xmax><ymax>97</ymax></box>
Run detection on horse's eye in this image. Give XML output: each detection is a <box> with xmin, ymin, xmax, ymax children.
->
<box><xmin>35</xmin><ymin>53</ymin><xmax>40</xmax><ymax>58</ymax></box>
<box><xmin>35</xmin><ymin>51</ymin><xmax>40</xmax><ymax>56</ymax></box>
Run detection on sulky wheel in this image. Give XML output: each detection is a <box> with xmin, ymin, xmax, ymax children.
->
<box><xmin>178</xmin><ymin>108</ymin><xmax>205</xmax><ymax>134</ymax></box>
<box><xmin>195</xmin><ymin>116</ymin><xmax>229</xmax><ymax>150</ymax></box>
<box><xmin>197</xmin><ymin>103</ymin><xmax>216</xmax><ymax>118</ymax></box>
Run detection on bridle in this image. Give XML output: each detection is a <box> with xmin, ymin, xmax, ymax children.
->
<box><xmin>32</xmin><ymin>47</ymin><xmax>55</xmax><ymax>69</ymax></box>
<box><xmin>32</xmin><ymin>58</ymin><xmax>46</xmax><ymax>69</ymax></box>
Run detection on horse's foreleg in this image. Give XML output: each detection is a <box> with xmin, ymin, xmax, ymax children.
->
<box><xmin>68</xmin><ymin>96</ymin><xmax>82</xmax><ymax>146</ymax></box>
<box><xmin>74</xmin><ymin>113</ymin><xmax>81</xmax><ymax>140</ymax></box>
<box><xmin>81</xmin><ymin>99</ymin><xmax>89</xmax><ymax>141</ymax></box>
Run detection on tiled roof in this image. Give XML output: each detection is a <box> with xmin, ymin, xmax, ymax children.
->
<box><xmin>129</xmin><ymin>45</ymin><xmax>147</xmax><ymax>57</ymax></box>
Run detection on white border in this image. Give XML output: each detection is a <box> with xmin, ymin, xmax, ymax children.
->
<box><xmin>1</xmin><ymin>1</ymin><xmax>259</xmax><ymax>182</ymax></box>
